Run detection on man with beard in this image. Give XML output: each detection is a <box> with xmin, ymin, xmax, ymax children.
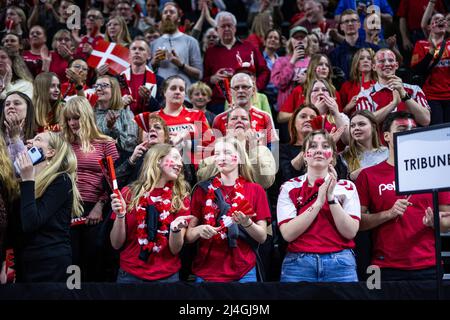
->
<box><xmin>150</xmin><ymin>2</ymin><xmax>202</xmax><ymax>92</ymax></box>
<box><xmin>120</xmin><ymin>39</ymin><xmax>158</xmax><ymax>115</ymax></box>
<box><xmin>355</xmin><ymin>48</ymin><xmax>430</xmax><ymax>127</ymax></box>
<box><xmin>203</xmin><ymin>11</ymin><xmax>270</xmax><ymax>115</ymax></box>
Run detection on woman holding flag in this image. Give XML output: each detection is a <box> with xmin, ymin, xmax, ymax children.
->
<box><xmin>339</xmin><ymin>48</ymin><xmax>377</xmax><ymax>116</ymax></box>
<box><xmin>110</xmin><ymin>144</ymin><xmax>192</xmax><ymax>283</ymax></box>
<box><xmin>186</xmin><ymin>137</ymin><xmax>270</xmax><ymax>282</ymax></box>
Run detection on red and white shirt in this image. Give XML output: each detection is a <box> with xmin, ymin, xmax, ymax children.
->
<box><xmin>212</xmin><ymin>106</ymin><xmax>278</xmax><ymax>145</ymax></box>
<box><xmin>355</xmin><ymin>161</ymin><xmax>450</xmax><ymax>270</ymax></box>
<box><xmin>355</xmin><ymin>82</ymin><xmax>430</xmax><ymax>113</ymax></box>
<box><xmin>190</xmin><ymin>181</ymin><xmax>271</xmax><ymax>282</ymax></box>
<box><xmin>120</xmin><ymin>66</ymin><xmax>157</xmax><ymax>115</ymax></box>
<box><xmin>277</xmin><ymin>174</ymin><xmax>361</xmax><ymax>253</ymax></box>
<box><xmin>112</xmin><ymin>186</ymin><xmax>191</xmax><ymax>281</ymax></box>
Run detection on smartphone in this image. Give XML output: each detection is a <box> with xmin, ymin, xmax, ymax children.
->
<box><xmin>14</xmin><ymin>147</ymin><xmax>45</xmax><ymax>175</ymax></box>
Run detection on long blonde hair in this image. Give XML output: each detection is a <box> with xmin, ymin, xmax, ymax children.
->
<box><xmin>128</xmin><ymin>144</ymin><xmax>189</xmax><ymax>212</ymax></box>
<box><xmin>33</xmin><ymin>72</ymin><xmax>62</xmax><ymax>128</ymax></box>
<box><xmin>35</xmin><ymin>132</ymin><xmax>83</xmax><ymax>217</ymax></box>
<box><xmin>96</xmin><ymin>75</ymin><xmax>124</xmax><ymax>110</ymax></box>
<box><xmin>349</xmin><ymin>48</ymin><xmax>377</xmax><ymax>83</ymax></box>
<box><xmin>342</xmin><ymin>110</ymin><xmax>381</xmax><ymax>172</ymax></box>
<box><xmin>0</xmin><ymin>134</ymin><xmax>18</xmax><ymax>202</ymax></box>
<box><xmin>60</xmin><ymin>96</ymin><xmax>113</xmax><ymax>153</ymax></box>
<box><xmin>204</xmin><ymin>136</ymin><xmax>255</xmax><ymax>183</ymax></box>
<box><xmin>105</xmin><ymin>16</ymin><xmax>132</xmax><ymax>46</ymax></box>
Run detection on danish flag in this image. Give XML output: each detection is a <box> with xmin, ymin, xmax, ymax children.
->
<box><xmin>87</xmin><ymin>40</ymin><xmax>130</xmax><ymax>75</ymax></box>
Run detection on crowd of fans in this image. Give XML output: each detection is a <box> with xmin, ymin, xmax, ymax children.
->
<box><xmin>0</xmin><ymin>0</ymin><xmax>450</xmax><ymax>284</ymax></box>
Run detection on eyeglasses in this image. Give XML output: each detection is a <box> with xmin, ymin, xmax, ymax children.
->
<box><xmin>72</xmin><ymin>64</ymin><xmax>88</xmax><ymax>72</ymax></box>
<box><xmin>341</xmin><ymin>18</ymin><xmax>359</xmax><ymax>25</ymax></box>
<box><xmin>207</xmin><ymin>35</ymin><xmax>218</xmax><ymax>39</ymax></box>
<box><xmin>231</xmin><ymin>85</ymin><xmax>252</xmax><ymax>91</ymax></box>
<box><xmin>87</xmin><ymin>15</ymin><xmax>102</xmax><ymax>20</ymax></box>
<box><xmin>93</xmin><ymin>83</ymin><xmax>111</xmax><ymax>90</ymax></box>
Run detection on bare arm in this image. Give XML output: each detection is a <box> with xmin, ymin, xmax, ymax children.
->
<box><xmin>277</xmin><ymin>111</ymin><xmax>293</xmax><ymax>123</ymax></box>
<box><xmin>421</xmin><ymin>0</ymin><xmax>435</xmax><ymax>38</ymax></box>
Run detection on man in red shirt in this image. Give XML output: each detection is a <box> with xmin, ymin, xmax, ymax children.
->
<box><xmin>356</xmin><ymin>48</ymin><xmax>431</xmax><ymax>127</ymax></box>
<box><xmin>212</xmin><ymin>73</ymin><xmax>278</xmax><ymax>147</ymax></box>
<box><xmin>355</xmin><ymin>111</ymin><xmax>450</xmax><ymax>281</ymax></box>
<box><xmin>120</xmin><ymin>39</ymin><xmax>157</xmax><ymax>115</ymax></box>
<box><xmin>203</xmin><ymin>11</ymin><xmax>270</xmax><ymax>114</ymax></box>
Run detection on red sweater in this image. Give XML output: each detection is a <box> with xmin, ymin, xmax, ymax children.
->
<box><xmin>203</xmin><ymin>39</ymin><xmax>270</xmax><ymax>105</ymax></box>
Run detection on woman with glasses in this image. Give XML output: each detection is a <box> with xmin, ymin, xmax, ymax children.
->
<box><xmin>61</xmin><ymin>96</ymin><xmax>119</xmax><ymax>282</ymax></box>
<box><xmin>93</xmin><ymin>75</ymin><xmax>138</xmax><ymax>161</ymax></box>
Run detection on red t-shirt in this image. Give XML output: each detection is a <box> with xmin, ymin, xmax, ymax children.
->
<box><xmin>113</xmin><ymin>186</ymin><xmax>191</xmax><ymax>280</ymax></box>
<box><xmin>212</xmin><ymin>107</ymin><xmax>278</xmax><ymax>145</ymax></box>
<box><xmin>411</xmin><ymin>39</ymin><xmax>450</xmax><ymax>101</ymax></box>
<box><xmin>49</xmin><ymin>51</ymin><xmax>69</xmax><ymax>83</ymax></box>
<box><xmin>339</xmin><ymin>79</ymin><xmax>376</xmax><ymax>115</ymax></box>
<box><xmin>22</xmin><ymin>50</ymin><xmax>43</xmax><ymax>78</ymax></box>
<box><xmin>277</xmin><ymin>175</ymin><xmax>361</xmax><ymax>253</ymax></box>
<box><xmin>355</xmin><ymin>161</ymin><xmax>450</xmax><ymax>270</ymax></box>
<box><xmin>155</xmin><ymin>107</ymin><xmax>212</xmax><ymax>165</ymax></box>
<box><xmin>280</xmin><ymin>85</ymin><xmax>343</xmax><ymax>113</ymax></box>
<box><xmin>397</xmin><ymin>0</ymin><xmax>446</xmax><ymax>31</ymax></box>
<box><xmin>190</xmin><ymin>181</ymin><xmax>271</xmax><ymax>282</ymax></box>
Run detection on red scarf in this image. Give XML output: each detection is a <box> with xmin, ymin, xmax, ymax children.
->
<box><xmin>297</xmin><ymin>177</ymin><xmax>325</xmax><ymax>214</ymax></box>
<box><xmin>203</xmin><ymin>176</ymin><xmax>253</xmax><ymax>240</ymax></box>
<box><xmin>136</xmin><ymin>182</ymin><xmax>174</xmax><ymax>256</ymax></box>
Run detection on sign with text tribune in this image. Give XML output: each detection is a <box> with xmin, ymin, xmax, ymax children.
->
<box><xmin>394</xmin><ymin>123</ymin><xmax>450</xmax><ymax>195</ymax></box>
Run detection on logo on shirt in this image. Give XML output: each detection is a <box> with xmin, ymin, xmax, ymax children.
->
<box><xmin>378</xmin><ymin>181</ymin><xmax>395</xmax><ymax>196</ymax></box>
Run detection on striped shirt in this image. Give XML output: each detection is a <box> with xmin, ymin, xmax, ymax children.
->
<box><xmin>72</xmin><ymin>139</ymin><xmax>119</xmax><ymax>204</ymax></box>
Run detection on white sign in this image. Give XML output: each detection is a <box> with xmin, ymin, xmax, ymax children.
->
<box><xmin>395</xmin><ymin>123</ymin><xmax>450</xmax><ymax>194</ymax></box>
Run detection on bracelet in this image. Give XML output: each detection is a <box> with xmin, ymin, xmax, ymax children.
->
<box><xmin>117</xmin><ymin>213</ymin><xmax>126</xmax><ymax>219</ymax></box>
<box><xmin>243</xmin><ymin>221</ymin><xmax>253</xmax><ymax>228</ymax></box>
<box><xmin>179</xmin><ymin>63</ymin><xmax>185</xmax><ymax>70</ymax></box>
<box><xmin>171</xmin><ymin>228</ymin><xmax>181</xmax><ymax>233</ymax></box>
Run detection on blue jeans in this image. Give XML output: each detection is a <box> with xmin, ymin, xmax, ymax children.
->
<box><xmin>117</xmin><ymin>268</ymin><xmax>179</xmax><ymax>283</ymax></box>
<box><xmin>195</xmin><ymin>266</ymin><xmax>257</xmax><ymax>283</ymax></box>
<box><xmin>280</xmin><ymin>249</ymin><xmax>358</xmax><ymax>283</ymax></box>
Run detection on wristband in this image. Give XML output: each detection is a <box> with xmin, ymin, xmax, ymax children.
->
<box><xmin>117</xmin><ymin>213</ymin><xmax>126</xmax><ymax>219</ymax></box>
<box><xmin>75</xmin><ymin>84</ymin><xmax>83</xmax><ymax>91</ymax></box>
<box><xmin>171</xmin><ymin>228</ymin><xmax>181</xmax><ymax>233</ymax></box>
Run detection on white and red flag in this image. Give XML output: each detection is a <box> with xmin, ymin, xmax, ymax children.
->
<box><xmin>87</xmin><ymin>40</ymin><xmax>130</xmax><ymax>75</ymax></box>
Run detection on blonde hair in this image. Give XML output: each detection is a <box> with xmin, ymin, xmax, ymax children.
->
<box><xmin>61</xmin><ymin>96</ymin><xmax>113</xmax><ymax>153</ymax></box>
<box><xmin>51</xmin><ymin>29</ymin><xmax>74</xmax><ymax>51</ymax></box>
<box><xmin>250</xmin><ymin>11</ymin><xmax>272</xmax><ymax>39</ymax></box>
<box><xmin>105</xmin><ymin>16</ymin><xmax>132</xmax><ymax>46</ymax></box>
<box><xmin>187</xmin><ymin>81</ymin><xmax>212</xmax><ymax>99</ymax></box>
<box><xmin>34</xmin><ymin>132</ymin><xmax>83</xmax><ymax>217</ymax></box>
<box><xmin>305</xmin><ymin>79</ymin><xmax>336</xmax><ymax>105</ymax></box>
<box><xmin>0</xmin><ymin>134</ymin><xmax>18</xmax><ymax>201</ymax></box>
<box><xmin>203</xmin><ymin>136</ymin><xmax>255</xmax><ymax>183</ymax></box>
<box><xmin>342</xmin><ymin>110</ymin><xmax>381</xmax><ymax>172</ymax></box>
<box><xmin>349</xmin><ymin>48</ymin><xmax>377</xmax><ymax>83</ymax></box>
<box><xmin>304</xmin><ymin>54</ymin><xmax>334</xmax><ymax>91</ymax></box>
<box><xmin>96</xmin><ymin>75</ymin><xmax>124</xmax><ymax>110</ymax></box>
<box><xmin>33</xmin><ymin>72</ymin><xmax>62</xmax><ymax>128</ymax></box>
<box><xmin>128</xmin><ymin>144</ymin><xmax>190</xmax><ymax>212</ymax></box>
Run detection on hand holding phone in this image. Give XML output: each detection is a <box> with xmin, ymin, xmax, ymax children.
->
<box><xmin>14</xmin><ymin>147</ymin><xmax>45</xmax><ymax>179</ymax></box>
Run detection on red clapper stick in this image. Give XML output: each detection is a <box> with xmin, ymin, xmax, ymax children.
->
<box><xmin>106</xmin><ymin>156</ymin><xmax>124</xmax><ymax>213</ymax></box>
